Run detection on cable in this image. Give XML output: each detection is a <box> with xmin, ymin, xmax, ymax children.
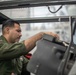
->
<box><xmin>48</xmin><ymin>5</ymin><xmax>63</xmax><ymax>13</ymax></box>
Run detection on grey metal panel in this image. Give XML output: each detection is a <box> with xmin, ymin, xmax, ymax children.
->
<box><xmin>0</xmin><ymin>0</ymin><xmax>76</xmax><ymax>10</ymax></box>
<box><xmin>15</xmin><ymin>16</ymin><xmax>76</xmax><ymax>23</ymax></box>
<box><xmin>68</xmin><ymin>61</ymin><xmax>76</xmax><ymax>75</ymax></box>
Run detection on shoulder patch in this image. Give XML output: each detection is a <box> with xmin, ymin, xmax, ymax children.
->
<box><xmin>20</xmin><ymin>56</ymin><xmax>23</xmax><ymax>61</ymax></box>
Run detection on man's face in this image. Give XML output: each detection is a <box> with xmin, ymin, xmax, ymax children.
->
<box><xmin>8</xmin><ymin>23</ymin><xmax>22</xmax><ymax>43</ymax></box>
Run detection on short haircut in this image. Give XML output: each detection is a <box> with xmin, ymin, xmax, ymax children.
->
<box><xmin>2</xmin><ymin>19</ymin><xmax>20</xmax><ymax>31</ymax></box>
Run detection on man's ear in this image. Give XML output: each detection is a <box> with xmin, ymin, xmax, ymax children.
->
<box><xmin>5</xmin><ymin>27</ymin><xmax>10</xmax><ymax>34</ymax></box>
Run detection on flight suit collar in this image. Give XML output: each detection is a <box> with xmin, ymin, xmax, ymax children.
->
<box><xmin>0</xmin><ymin>35</ymin><xmax>8</xmax><ymax>43</ymax></box>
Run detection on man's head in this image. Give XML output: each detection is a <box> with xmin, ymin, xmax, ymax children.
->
<box><xmin>2</xmin><ymin>19</ymin><xmax>22</xmax><ymax>43</ymax></box>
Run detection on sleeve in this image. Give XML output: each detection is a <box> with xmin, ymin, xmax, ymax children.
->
<box><xmin>0</xmin><ymin>41</ymin><xmax>28</xmax><ymax>60</ymax></box>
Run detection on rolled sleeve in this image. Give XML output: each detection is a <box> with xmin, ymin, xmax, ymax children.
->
<box><xmin>0</xmin><ymin>41</ymin><xmax>28</xmax><ymax>60</ymax></box>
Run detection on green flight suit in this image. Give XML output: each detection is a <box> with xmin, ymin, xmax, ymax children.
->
<box><xmin>0</xmin><ymin>35</ymin><xmax>29</xmax><ymax>75</ymax></box>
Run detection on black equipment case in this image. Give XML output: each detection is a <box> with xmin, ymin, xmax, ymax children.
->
<box><xmin>27</xmin><ymin>34</ymin><xmax>74</xmax><ymax>75</ymax></box>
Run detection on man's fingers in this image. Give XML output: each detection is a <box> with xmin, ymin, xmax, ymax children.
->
<box><xmin>50</xmin><ymin>32</ymin><xmax>59</xmax><ymax>38</ymax></box>
<box><xmin>44</xmin><ymin>32</ymin><xmax>59</xmax><ymax>39</ymax></box>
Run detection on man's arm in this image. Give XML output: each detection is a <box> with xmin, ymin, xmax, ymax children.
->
<box><xmin>24</xmin><ymin>32</ymin><xmax>59</xmax><ymax>53</ymax></box>
<box><xmin>0</xmin><ymin>32</ymin><xmax>58</xmax><ymax>60</ymax></box>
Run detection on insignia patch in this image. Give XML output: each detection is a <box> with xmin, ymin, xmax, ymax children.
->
<box><xmin>11</xmin><ymin>73</ymin><xmax>17</xmax><ymax>75</ymax></box>
<box><xmin>20</xmin><ymin>56</ymin><xmax>23</xmax><ymax>61</ymax></box>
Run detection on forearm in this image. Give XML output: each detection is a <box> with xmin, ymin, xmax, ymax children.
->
<box><xmin>24</xmin><ymin>32</ymin><xmax>44</xmax><ymax>52</ymax></box>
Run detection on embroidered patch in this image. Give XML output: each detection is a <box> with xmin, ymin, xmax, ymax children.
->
<box><xmin>20</xmin><ymin>56</ymin><xmax>23</xmax><ymax>61</ymax></box>
<box><xmin>11</xmin><ymin>73</ymin><xmax>17</xmax><ymax>75</ymax></box>
<box><xmin>11</xmin><ymin>73</ymin><xmax>15</xmax><ymax>75</ymax></box>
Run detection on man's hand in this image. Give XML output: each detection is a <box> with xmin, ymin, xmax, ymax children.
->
<box><xmin>43</xmin><ymin>32</ymin><xmax>59</xmax><ymax>39</ymax></box>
